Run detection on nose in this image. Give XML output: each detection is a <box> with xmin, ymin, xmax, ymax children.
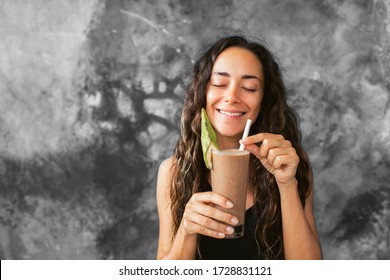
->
<box><xmin>223</xmin><ymin>84</ymin><xmax>240</xmax><ymax>104</ymax></box>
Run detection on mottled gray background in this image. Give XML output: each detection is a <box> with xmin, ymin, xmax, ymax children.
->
<box><xmin>0</xmin><ymin>0</ymin><xmax>389</xmax><ymax>260</ymax></box>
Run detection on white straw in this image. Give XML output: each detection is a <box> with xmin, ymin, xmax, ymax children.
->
<box><xmin>239</xmin><ymin>119</ymin><xmax>252</xmax><ymax>151</ymax></box>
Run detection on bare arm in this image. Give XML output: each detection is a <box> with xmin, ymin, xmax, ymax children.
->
<box><xmin>156</xmin><ymin>157</ymin><xmax>197</xmax><ymax>259</ymax></box>
<box><xmin>279</xmin><ymin>179</ymin><xmax>322</xmax><ymax>259</ymax></box>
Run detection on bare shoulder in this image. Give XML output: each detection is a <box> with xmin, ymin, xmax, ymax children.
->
<box><xmin>156</xmin><ymin>156</ymin><xmax>176</xmax><ymax>207</ymax></box>
<box><xmin>158</xmin><ymin>157</ymin><xmax>175</xmax><ymax>177</ymax></box>
<box><xmin>157</xmin><ymin>157</ymin><xmax>176</xmax><ymax>190</ymax></box>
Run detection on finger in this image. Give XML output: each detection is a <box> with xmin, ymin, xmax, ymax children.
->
<box><xmin>193</xmin><ymin>191</ymin><xmax>233</xmax><ymax>209</ymax></box>
<box><xmin>187</xmin><ymin>199</ymin><xmax>239</xmax><ymax>226</ymax></box>
<box><xmin>272</xmin><ymin>153</ymin><xmax>299</xmax><ymax>169</ymax></box>
<box><xmin>266</xmin><ymin>147</ymin><xmax>296</xmax><ymax>166</ymax></box>
<box><xmin>260</xmin><ymin>157</ymin><xmax>276</xmax><ymax>174</ymax></box>
<box><xmin>184</xmin><ymin>219</ymin><xmax>227</xmax><ymax>239</ymax></box>
<box><xmin>244</xmin><ymin>143</ymin><xmax>261</xmax><ymax>159</ymax></box>
<box><xmin>259</xmin><ymin>139</ymin><xmax>292</xmax><ymax>158</ymax></box>
<box><xmin>240</xmin><ymin>133</ymin><xmax>284</xmax><ymax>145</ymax></box>
<box><xmin>188</xmin><ymin>210</ymin><xmax>236</xmax><ymax>235</ymax></box>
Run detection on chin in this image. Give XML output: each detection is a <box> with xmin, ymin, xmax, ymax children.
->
<box><xmin>217</xmin><ymin>129</ymin><xmax>242</xmax><ymax>139</ymax></box>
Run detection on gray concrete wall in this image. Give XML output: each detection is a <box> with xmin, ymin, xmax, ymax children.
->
<box><xmin>0</xmin><ymin>0</ymin><xmax>389</xmax><ymax>259</ymax></box>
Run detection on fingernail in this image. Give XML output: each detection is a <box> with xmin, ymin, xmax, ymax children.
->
<box><xmin>226</xmin><ymin>201</ymin><xmax>233</xmax><ymax>208</ymax></box>
<box><xmin>218</xmin><ymin>232</ymin><xmax>225</xmax><ymax>238</ymax></box>
<box><xmin>231</xmin><ymin>217</ymin><xmax>238</xmax><ymax>225</ymax></box>
<box><xmin>226</xmin><ymin>227</ymin><xmax>234</xmax><ymax>233</ymax></box>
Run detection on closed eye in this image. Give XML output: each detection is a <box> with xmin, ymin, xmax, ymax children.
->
<box><xmin>242</xmin><ymin>87</ymin><xmax>256</xmax><ymax>92</ymax></box>
<box><xmin>212</xmin><ymin>84</ymin><xmax>226</xmax><ymax>88</ymax></box>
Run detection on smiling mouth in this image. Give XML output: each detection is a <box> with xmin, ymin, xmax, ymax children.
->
<box><xmin>217</xmin><ymin>109</ymin><xmax>246</xmax><ymax>117</ymax></box>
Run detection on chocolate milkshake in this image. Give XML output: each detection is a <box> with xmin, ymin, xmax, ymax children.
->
<box><xmin>211</xmin><ymin>149</ymin><xmax>250</xmax><ymax>238</ymax></box>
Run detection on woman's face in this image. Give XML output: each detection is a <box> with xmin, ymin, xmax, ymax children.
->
<box><xmin>206</xmin><ymin>47</ymin><xmax>264</xmax><ymax>145</ymax></box>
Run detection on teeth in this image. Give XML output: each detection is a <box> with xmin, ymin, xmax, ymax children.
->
<box><xmin>219</xmin><ymin>110</ymin><xmax>244</xmax><ymax>117</ymax></box>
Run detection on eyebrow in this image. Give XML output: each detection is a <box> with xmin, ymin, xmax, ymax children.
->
<box><xmin>212</xmin><ymin>72</ymin><xmax>260</xmax><ymax>81</ymax></box>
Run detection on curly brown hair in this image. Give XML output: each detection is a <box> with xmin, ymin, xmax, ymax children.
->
<box><xmin>170</xmin><ymin>35</ymin><xmax>313</xmax><ymax>259</ymax></box>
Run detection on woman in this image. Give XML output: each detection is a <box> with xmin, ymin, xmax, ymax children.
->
<box><xmin>156</xmin><ymin>35</ymin><xmax>322</xmax><ymax>259</ymax></box>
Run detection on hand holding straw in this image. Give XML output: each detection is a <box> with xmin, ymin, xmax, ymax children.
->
<box><xmin>239</xmin><ymin>119</ymin><xmax>252</xmax><ymax>151</ymax></box>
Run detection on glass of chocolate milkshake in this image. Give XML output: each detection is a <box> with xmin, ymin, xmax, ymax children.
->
<box><xmin>211</xmin><ymin>149</ymin><xmax>250</xmax><ymax>238</ymax></box>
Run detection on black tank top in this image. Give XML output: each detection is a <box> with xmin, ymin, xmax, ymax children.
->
<box><xmin>196</xmin><ymin>182</ymin><xmax>262</xmax><ymax>260</ymax></box>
